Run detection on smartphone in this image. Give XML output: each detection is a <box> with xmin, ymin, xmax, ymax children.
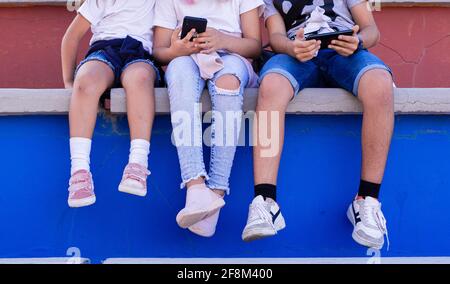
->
<box><xmin>180</xmin><ymin>16</ymin><xmax>208</xmax><ymax>41</ymax></box>
<box><xmin>305</xmin><ymin>30</ymin><xmax>354</xmax><ymax>49</ymax></box>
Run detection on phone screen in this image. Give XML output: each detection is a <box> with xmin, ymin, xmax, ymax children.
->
<box><xmin>181</xmin><ymin>16</ymin><xmax>208</xmax><ymax>41</ymax></box>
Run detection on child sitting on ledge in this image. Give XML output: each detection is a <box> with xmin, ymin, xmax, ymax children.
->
<box><xmin>61</xmin><ymin>0</ymin><xmax>160</xmax><ymax>207</ymax></box>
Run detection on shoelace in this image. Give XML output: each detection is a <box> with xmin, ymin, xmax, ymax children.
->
<box><xmin>363</xmin><ymin>202</ymin><xmax>390</xmax><ymax>251</ymax></box>
<box><xmin>249</xmin><ymin>202</ymin><xmax>276</xmax><ymax>231</ymax></box>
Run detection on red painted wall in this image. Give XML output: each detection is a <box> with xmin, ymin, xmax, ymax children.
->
<box><xmin>0</xmin><ymin>6</ymin><xmax>449</xmax><ymax>88</ymax></box>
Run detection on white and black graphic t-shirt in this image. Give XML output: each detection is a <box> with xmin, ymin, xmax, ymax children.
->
<box><xmin>264</xmin><ymin>0</ymin><xmax>364</xmax><ymax>39</ymax></box>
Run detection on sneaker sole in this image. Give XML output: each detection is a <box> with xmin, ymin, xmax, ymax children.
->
<box><xmin>68</xmin><ymin>195</ymin><xmax>96</xmax><ymax>208</ymax></box>
<box><xmin>118</xmin><ymin>184</ymin><xmax>147</xmax><ymax>197</ymax></box>
<box><xmin>242</xmin><ymin>226</ymin><xmax>277</xmax><ymax>242</ymax></box>
<box><xmin>346</xmin><ymin>207</ymin><xmax>383</xmax><ymax>250</ymax></box>
<box><xmin>188</xmin><ymin>227</ymin><xmax>216</xmax><ymax>238</ymax></box>
<box><xmin>176</xmin><ymin>198</ymin><xmax>225</xmax><ymax>229</ymax></box>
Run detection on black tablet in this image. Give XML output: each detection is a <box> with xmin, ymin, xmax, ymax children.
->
<box><xmin>305</xmin><ymin>30</ymin><xmax>354</xmax><ymax>49</ymax></box>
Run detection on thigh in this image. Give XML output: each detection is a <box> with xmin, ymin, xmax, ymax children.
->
<box><xmin>166</xmin><ymin>56</ymin><xmax>206</xmax><ymax>112</ymax></box>
<box><xmin>166</xmin><ymin>56</ymin><xmax>205</xmax><ymax>100</ymax></box>
<box><xmin>259</xmin><ymin>54</ymin><xmax>321</xmax><ymax>96</ymax></box>
<box><xmin>325</xmin><ymin>49</ymin><xmax>393</xmax><ymax>96</ymax></box>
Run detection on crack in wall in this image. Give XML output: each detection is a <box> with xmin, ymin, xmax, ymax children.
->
<box><xmin>379</xmin><ymin>33</ymin><xmax>450</xmax><ymax>87</ymax></box>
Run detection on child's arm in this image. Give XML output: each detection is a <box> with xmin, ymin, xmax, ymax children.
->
<box><xmin>61</xmin><ymin>14</ymin><xmax>91</xmax><ymax>88</ymax></box>
<box><xmin>350</xmin><ymin>2</ymin><xmax>380</xmax><ymax>49</ymax></box>
<box><xmin>265</xmin><ymin>13</ymin><xmax>296</xmax><ymax>57</ymax></box>
<box><xmin>266</xmin><ymin>14</ymin><xmax>320</xmax><ymax>62</ymax></box>
<box><xmin>153</xmin><ymin>27</ymin><xmax>201</xmax><ymax>65</ymax></box>
<box><xmin>329</xmin><ymin>3</ymin><xmax>380</xmax><ymax>56</ymax></box>
<box><xmin>194</xmin><ymin>8</ymin><xmax>262</xmax><ymax>59</ymax></box>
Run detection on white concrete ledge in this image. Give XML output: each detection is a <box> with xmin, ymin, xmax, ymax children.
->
<box><xmin>0</xmin><ymin>88</ymin><xmax>72</xmax><ymax>115</ymax></box>
<box><xmin>2</xmin><ymin>88</ymin><xmax>450</xmax><ymax>115</ymax></box>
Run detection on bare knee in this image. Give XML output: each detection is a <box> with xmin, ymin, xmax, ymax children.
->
<box><xmin>359</xmin><ymin>69</ymin><xmax>394</xmax><ymax>110</ymax></box>
<box><xmin>215</xmin><ymin>74</ymin><xmax>240</xmax><ymax>91</ymax></box>
<box><xmin>73</xmin><ymin>72</ymin><xmax>106</xmax><ymax>99</ymax></box>
<box><xmin>122</xmin><ymin>64</ymin><xmax>155</xmax><ymax>89</ymax></box>
<box><xmin>259</xmin><ymin>73</ymin><xmax>293</xmax><ymax>107</ymax></box>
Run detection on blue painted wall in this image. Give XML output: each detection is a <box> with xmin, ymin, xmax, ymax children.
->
<box><xmin>0</xmin><ymin>114</ymin><xmax>449</xmax><ymax>263</ymax></box>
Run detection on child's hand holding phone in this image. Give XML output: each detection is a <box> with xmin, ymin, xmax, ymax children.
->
<box><xmin>170</xmin><ymin>27</ymin><xmax>202</xmax><ymax>56</ymax></box>
<box><xmin>194</xmin><ymin>28</ymin><xmax>226</xmax><ymax>54</ymax></box>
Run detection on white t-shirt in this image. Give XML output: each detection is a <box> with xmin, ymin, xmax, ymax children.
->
<box><xmin>78</xmin><ymin>0</ymin><xmax>155</xmax><ymax>53</ymax></box>
<box><xmin>154</xmin><ymin>0</ymin><xmax>265</xmax><ymax>36</ymax></box>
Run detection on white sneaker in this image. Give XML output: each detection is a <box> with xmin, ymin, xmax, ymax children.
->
<box><xmin>176</xmin><ymin>184</ymin><xmax>225</xmax><ymax>229</ymax></box>
<box><xmin>242</xmin><ymin>196</ymin><xmax>286</xmax><ymax>242</ymax></box>
<box><xmin>347</xmin><ymin>197</ymin><xmax>389</xmax><ymax>250</ymax></box>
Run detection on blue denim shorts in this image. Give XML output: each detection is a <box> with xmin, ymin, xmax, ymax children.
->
<box><xmin>259</xmin><ymin>48</ymin><xmax>392</xmax><ymax>96</ymax></box>
<box><xmin>75</xmin><ymin>50</ymin><xmax>161</xmax><ymax>86</ymax></box>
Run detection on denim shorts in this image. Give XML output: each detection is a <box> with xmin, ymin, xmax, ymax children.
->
<box><xmin>75</xmin><ymin>50</ymin><xmax>161</xmax><ymax>87</ymax></box>
<box><xmin>259</xmin><ymin>48</ymin><xmax>392</xmax><ymax>96</ymax></box>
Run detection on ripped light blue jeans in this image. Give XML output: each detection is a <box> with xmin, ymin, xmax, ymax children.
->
<box><xmin>166</xmin><ymin>54</ymin><xmax>249</xmax><ymax>194</ymax></box>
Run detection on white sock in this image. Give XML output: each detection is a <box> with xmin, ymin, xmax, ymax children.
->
<box><xmin>129</xmin><ymin>139</ymin><xmax>150</xmax><ymax>167</ymax></box>
<box><xmin>70</xmin><ymin>137</ymin><xmax>92</xmax><ymax>175</ymax></box>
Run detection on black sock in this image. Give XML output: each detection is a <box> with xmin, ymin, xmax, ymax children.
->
<box><xmin>255</xmin><ymin>184</ymin><xmax>277</xmax><ymax>201</ymax></box>
<box><xmin>358</xmin><ymin>180</ymin><xmax>381</xmax><ymax>199</ymax></box>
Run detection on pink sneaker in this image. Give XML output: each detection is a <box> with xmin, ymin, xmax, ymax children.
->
<box><xmin>189</xmin><ymin>209</ymin><xmax>221</xmax><ymax>238</ymax></box>
<box><xmin>68</xmin><ymin>170</ymin><xmax>96</xmax><ymax>208</ymax></box>
<box><xmin>118</xmin><ymin>163</ymin><xmax>150</xmax><ymax>197</ymax></box>
<box><xmin>176</xmin><ymin>184</ymin><xmax>225</xmax><ymax>229</ymax></box>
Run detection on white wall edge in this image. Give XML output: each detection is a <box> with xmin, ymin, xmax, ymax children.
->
<box><xmin>1</xmin><ymin>88</ymin><xmax>450</xmax><ymax>115</ymax></box>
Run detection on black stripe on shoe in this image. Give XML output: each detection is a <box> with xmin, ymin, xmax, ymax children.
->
<box><xmin>352</xmin><ymin>203</ymin><xmax>361</xmax><ymax>224</ymax></box>
<box><xmin>271</xmin><ymin>209</ymin><xmax>281</xmax><ymax>223</ymax></box>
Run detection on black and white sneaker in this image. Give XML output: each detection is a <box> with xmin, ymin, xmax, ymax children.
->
<box><xmin>347</xmin><ymin>197</ymin><xmax>389</xmax><ymax>250</ymax></box>
<box><xmin>242</xmin><ymin>195</ymin><xmax>286</xmax><ymax>242</ymax></box>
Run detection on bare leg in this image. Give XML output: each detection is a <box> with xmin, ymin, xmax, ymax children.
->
<box><xmin>67</xmin><ymin>61</ymin><xmax>114</xmax><ymax>207</ymax></box>
<box><xmin>358</xmin><ymin>69</ymin><xmax>394</xmax><ymax>184</ymax></box>
<box><xmin>121</xmin><ymin>62</ymin><xmax>156</xmax><ymax>141</ymax></box>
<box><xmin>69</xmin><ymin>61</ymin><xmax>114</xmax><ymax>138</ymax></box>
<box><xmin>187</xmin><ymin>177</ymin><xmax>206</xmax><ymax>189</ymax></box>
<box><xmin>253</xmin><ymin>74</ymin><xmax>294</xmax><ymax>186</ymax></box>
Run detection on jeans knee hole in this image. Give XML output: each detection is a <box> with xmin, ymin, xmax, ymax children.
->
<box><xmin>214</xmin><ymin>85</ymin><xmax>240</xmax><ymax>96</ymax></box>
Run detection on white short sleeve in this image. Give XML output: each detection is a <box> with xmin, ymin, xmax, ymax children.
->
<box><xmin>77</xmin><ymin>0</ymin><xmax>104</xmax><ymax>26</ymax></box>
<box><xmin>154</xmin><ymin>0</ymin><xmax>178</xmax><ymax>29</ymax></box>
<box><xmin>262</xmin><ymin>0</ymin><xmax>279</xmax><ymax>21</ymax></box>
<box><xmin>240</xmin><ymin>0</ymin><xmax>265</xmax><ymax>16</ymax></box>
